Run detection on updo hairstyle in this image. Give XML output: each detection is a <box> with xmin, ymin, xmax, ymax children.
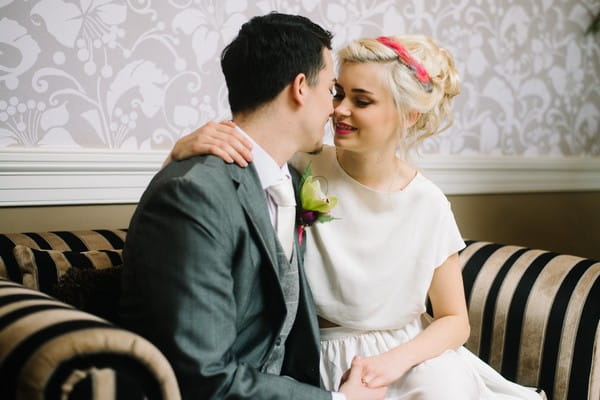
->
<box><xmin>337</xmin><ymin>35</ymin><xmax>460</xmax><ymax>153</ymax></box>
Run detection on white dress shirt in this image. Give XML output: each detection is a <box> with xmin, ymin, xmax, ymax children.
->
<box><xmin>235</xmin><ymin>126</ymin><xmax>291</xmax><ymax>229</ymax></box>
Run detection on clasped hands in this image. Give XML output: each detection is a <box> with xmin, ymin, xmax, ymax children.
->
<box><xmin>339</xmin><ymin>350</ymin><xmax>413</xmax><ymax>400</ymax></box>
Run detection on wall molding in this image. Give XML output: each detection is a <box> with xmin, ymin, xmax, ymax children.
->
<box><xmin>0</xmin><ymin>149</ymin><xmax>167</xmax><ymax>206</ymax></box>
<box><xmin>1</xmin><ymin>149</ymin><xmax>599</xmax><ymax>206</ymax></box>
<box><xmin>416</xmin><ymin>155</ymin><xmax>600</xmax><ymax>194</ymax></box>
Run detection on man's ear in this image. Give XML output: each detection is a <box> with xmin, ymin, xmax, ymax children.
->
<box><xmin>291</xmin><ymin>73</ymin><xmax>307</xmax><ymax>106</ymax></box>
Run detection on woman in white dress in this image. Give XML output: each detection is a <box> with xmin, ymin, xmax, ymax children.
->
<box><xmin>166</xmin><ymin>35</ymin><xmax>542</xmax><ymax>400</ymax></box>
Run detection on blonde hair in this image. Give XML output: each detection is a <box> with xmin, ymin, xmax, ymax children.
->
<box><xmin>337</xmin><ymin>35</ymin><xmax>460</xmax><ymax>154</ymax></box>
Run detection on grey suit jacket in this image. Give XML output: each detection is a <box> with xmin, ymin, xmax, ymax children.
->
<box><xmin>119</xmin><ymin>155</ymin><xmax>330</xmax><ymax>400</ymax></box>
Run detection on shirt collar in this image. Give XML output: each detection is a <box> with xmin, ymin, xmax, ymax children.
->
<box><xmin>235</xmin><ymin>126</ymin><xmax>291</xmax><ymax>190</ymax></box>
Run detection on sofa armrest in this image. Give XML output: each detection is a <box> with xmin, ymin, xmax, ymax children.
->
<box><xmin>0</xmin><ymin>279</ymin><xmax>180</xmax><ymax>400</ymax></box>
<box><xmin>460</xmin><ymin>241</ymin><xmax>599</xmax><ymax>400</ymax></box>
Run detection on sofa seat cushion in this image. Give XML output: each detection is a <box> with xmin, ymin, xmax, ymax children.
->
<box><xmin>12</xmin><ymin>246</ymin><xmax>123</xmax><ymax>294</ymax></box>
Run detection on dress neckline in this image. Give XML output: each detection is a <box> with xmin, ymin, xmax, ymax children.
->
<box><xmin>333</xmin><ymin>153</ymin><xmax>421</xmax><ymax>195</ymax></box>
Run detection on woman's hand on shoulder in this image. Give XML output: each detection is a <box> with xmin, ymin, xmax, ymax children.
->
<box><xmin>163</xmin><ymin>121</ymin><xmax>253</xmax><ymax>168</ymax></box>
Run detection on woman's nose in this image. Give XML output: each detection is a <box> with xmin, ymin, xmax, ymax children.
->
<box><xmin>333</xmin><ymin>100</ymin><xmax>350</xmax><ymax>116</ymax></box>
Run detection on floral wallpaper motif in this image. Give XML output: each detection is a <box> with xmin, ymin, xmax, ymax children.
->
<box><xmin>1</xmin><ymin>0</ymin><xmax>598</xmax><ymax>156</ymax></box>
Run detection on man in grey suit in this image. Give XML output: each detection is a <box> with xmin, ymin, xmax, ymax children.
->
<box><xmin>119</xmin><ymin>13</ymin><xmax>386</xmax><ymax>400</ymax></box>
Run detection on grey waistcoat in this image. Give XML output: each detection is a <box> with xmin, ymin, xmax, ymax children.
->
<box><xmin>262</xmin><ymin>245</ymin><xmax>300</xmax><ymax>375</ymax></box>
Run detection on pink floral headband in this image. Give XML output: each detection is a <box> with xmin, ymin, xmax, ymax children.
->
<box><xmin>376</xmin><ymin>36</ymin><xmax>433</xmax><ymax>92</ymax></box>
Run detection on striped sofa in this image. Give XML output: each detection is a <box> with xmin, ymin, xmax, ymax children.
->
<box><xmin>0</xmin><ymin>231</ymin><xmax>598</xmax><ymax>400</ymax></box>
<box><xmin>0</xmin><ymin>230</ymin><xmax>181</xmax><ymax>400</ymax></box>
<box><xmin>460</xmin><ymin>240</ymin><xmax>599</xmax><ymax>400</ymax></box>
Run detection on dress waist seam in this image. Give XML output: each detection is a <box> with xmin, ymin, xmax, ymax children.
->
<box><xmin>319</xmin><ymin>318</ymin><xmax>423</xmax><ymax>341</ymax></box>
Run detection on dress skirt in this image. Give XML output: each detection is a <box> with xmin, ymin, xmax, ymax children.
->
<box><xmin>319</xmin><ymin>317</ymin><xmax>544</xmax><ymax>400</ymax></box>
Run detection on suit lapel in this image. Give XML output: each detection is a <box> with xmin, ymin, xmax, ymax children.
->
<box><xmin>227</xmin><ymin>163</ymin><xmax>280</xmax><ymax>276</ymax></box>
<box><xmin>229</xmin><ymin>163</ymin><xmax>321</xmax><ymax>378</ymax></box>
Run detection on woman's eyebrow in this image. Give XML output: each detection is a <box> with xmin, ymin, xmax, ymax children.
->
<box><xmin>334</xmin><ymin>83</ymin><xmax>374</xmax><ymax>95</ymax></box>
<box><xmin>350</xmin><ymin>88</ymin><xmax>374</xmax><ymax>94</ymax></box>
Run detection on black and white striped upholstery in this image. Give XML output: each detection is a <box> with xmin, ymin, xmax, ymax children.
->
<box><xmin>460</xmin><ymin>241</ymin><xmax>599</xmax><ymax>400</ymax></box>
<box><xmin>0</xmin><ymin>230</ymin><xmax>126</xmax><ymax>283</ymax></box>
<box><xmin>0</xmin><ymin>230</ymin><xmax>181</xmax><ymax>399</ymax></box>
<box><xmin>0</xmin><ymin>230</ymin><xmax>597</xmax><ymax>400</ymax></box>
<box><xmin>0</xmin><ymin>278</ymin><xmax>180</xmax><ymax>400</ymax></box>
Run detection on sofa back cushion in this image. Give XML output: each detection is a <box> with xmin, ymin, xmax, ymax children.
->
<box><xmin>13</xmin><ymin>246</ymin><xmax>123</xmax><ymax>294</ymax></box>
<box><xmin>0</xmin><ymin>229</ymin><xmax>126</xmax><ymax>282</ymax></box>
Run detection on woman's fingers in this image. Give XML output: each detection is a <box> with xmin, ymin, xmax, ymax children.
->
<box><xmin>218</xmin><ymin>122</ymin><xmax>253</xmax><ymax>158</ymax></box>
<box><xmin>366</xmin><ymin>375</ymin><xmax>386</xmax><ymax>388</ymax></box>
<box><xmin>215</xmin><ymin>142</ymin><xmax>247</xmax><ymax>167</ymax></box>
<box><xmin>215</xmin><ymin>134</ymin><xmax>253</xmax><ymax>165</ymax></box>
<box><xmin>361</xmin><ymin>374</ymin><xmax>373</xmax><ymax>386</ymax></box>
<box><xmin>169</xmin><ymin>121</ymin><xmax>254</xmax><ymax>167</ymax></box>
<box><xmin>208</xmin><ymin>121</ymin><xmax>253</xmax><ymax>166</ymax></box>
<box><xmin>196</xmin><ymin>135</ymin><xmax>251</xmax><ymax>167</ymax></box>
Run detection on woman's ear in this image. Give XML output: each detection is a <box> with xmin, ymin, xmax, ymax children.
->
<box><xmin>291</xmin><ymin>73</ymin><xmax>307</xmax><ymax>106</ymax></box>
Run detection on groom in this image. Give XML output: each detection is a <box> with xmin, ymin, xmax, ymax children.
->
<box><xmin>119</xmin><ymin>12</ymin><xmax>385</xmax><ymax>400</ymax></box>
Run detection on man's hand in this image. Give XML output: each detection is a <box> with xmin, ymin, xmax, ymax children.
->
<box><xmin>338</xmin><ymin>356</ymin><xmax>387</xmax><ymax>400</ymax></box>
<box><xmin>164</xmin><ymin>120</ymin><xmax>253</xmax><ymax>168</ymax></box>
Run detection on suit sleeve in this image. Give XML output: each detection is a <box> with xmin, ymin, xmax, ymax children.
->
<box><xmin>123</xmin><ymin>172</ymin><xmax>330</xmax><ymax>400</ymax></box>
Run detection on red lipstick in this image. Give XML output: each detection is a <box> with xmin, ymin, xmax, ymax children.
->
<box><xmin>335</xmin><ymin>121</ymin><xmax>356</xmax><ymax>135</ymax></box>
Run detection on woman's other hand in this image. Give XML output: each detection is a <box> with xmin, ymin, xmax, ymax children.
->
<box><xmin>359</xmin><ymin>348</ymin><xmax>413</xmax><ymax>388</ymax></box>
<box><xmin>339</xmin><ymin>356</ymin><xmax>388</xmax><ymax>400</ymax></box>
<box><xmin>163</xmin><ymin>120</ymin><xmax>253</xmax><ymax>168</ymax></box>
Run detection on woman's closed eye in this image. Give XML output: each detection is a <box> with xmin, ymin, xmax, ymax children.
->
<box><xmin>354</xmin><ymin>98</ymin><xmax>372</xmax><ymax>107</ymax></box>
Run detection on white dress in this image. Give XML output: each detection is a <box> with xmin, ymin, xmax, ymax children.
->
<box><xmin>291</xmin><ymin>147</ymin><xmax>542</xmax><ymax>400</ymax></box>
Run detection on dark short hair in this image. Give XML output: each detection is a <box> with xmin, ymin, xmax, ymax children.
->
<box><xmin>221</xmin><ymin>12</ymin><xmax>333</xmax><ymax>114</ymax></box>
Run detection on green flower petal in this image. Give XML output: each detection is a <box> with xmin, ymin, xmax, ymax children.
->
<box><xmin>301</xmin><ymin>177</ymin><xmax>338</xmax><ymax>213</ymax></box>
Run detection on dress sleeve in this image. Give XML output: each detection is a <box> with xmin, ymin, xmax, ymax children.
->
<box><xmin>431</xmin><ymin>201</ymin><xmax>465</xmax><ymax>269</ymax></box>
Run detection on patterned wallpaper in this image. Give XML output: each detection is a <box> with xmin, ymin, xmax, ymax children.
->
<box><xmin>1</xmin><ymin>0</ymin><xmax>599</xmax><ymax>156</ymax></box>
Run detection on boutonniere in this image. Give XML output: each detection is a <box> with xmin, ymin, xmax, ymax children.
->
<box><xmin>297</xmin><ymin>163</ymin><xmax>338</xmax><ymax>244</ymax></box>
